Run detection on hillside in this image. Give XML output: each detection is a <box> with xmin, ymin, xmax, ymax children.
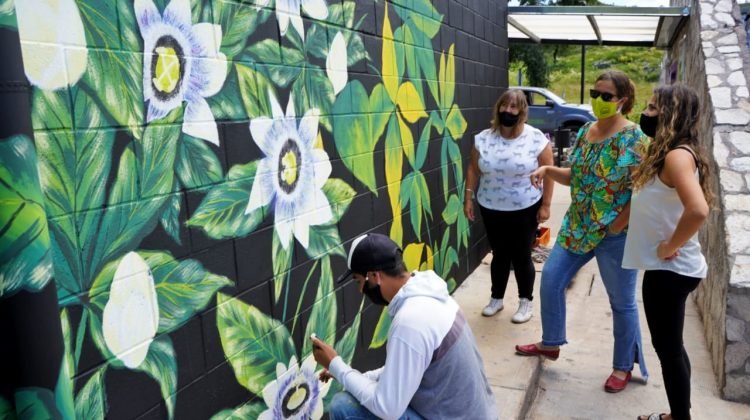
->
<box><xmin>510</xmin><ymin>45</ymin><xmax>665</xmax><ymax>115</ymax></box>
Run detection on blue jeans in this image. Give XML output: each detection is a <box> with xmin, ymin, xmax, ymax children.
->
<box><xmin>540</xmin><ymin>232</ymin><xmax>648</xmax><ymax>379</ymax></box>
<box><xmin>329</xmin><ymin>392</ymin><xmax>425</xmax><ymax>420</ymax></box>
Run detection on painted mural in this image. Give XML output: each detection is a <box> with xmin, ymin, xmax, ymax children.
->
<box><xmin>0</xmin><ymin>0</ymin><xmax>473</xmax><ymax>417</ymax></box>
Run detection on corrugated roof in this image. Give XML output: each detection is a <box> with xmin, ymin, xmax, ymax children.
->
<box><xmin>508</xmin><ymin>6</ymin><xmax>691</xmax><ymax>48</ymax></box>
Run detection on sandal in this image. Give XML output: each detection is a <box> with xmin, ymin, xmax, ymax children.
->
<box><xmin>637</xmin><ymin>414</ymin><xmax>666</xmax><ymax>420</ymax></box>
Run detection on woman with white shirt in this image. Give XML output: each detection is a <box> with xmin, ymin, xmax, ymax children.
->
<box><xmin>464</xmin><ymin>89</ymin><xmax>554</xmax><ymax>323</ymax></box>
<box><xmin>623</xmin><ymin>84</ymin><xmax>713</xmax><ymax>420</ymax></box>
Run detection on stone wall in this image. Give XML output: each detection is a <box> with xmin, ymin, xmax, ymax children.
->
<box><xmin>668</xmin><ymin>0</ymin><xmax>750</xmax><ymax>403</ymax></box>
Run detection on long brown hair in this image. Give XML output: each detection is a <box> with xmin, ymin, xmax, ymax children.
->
<box><xmin>631</xmin><ymin>83</ymin><xmax>715</xmax><ymax>206</ymax></box>
<box><xmin>491</xmin><ymin>89</ymin><xmax>528</xmax><ymax>132</ymax></box>
<box><xmin>596</xmin><ymin>70</ymin><xmax>636</xmax><ymax>115</ymax></box>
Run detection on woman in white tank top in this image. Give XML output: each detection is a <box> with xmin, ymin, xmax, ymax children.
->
<box><xmin>624</xmin><ymin>84</ymin><xmax>714</xmax><ymax>420</ymax></box>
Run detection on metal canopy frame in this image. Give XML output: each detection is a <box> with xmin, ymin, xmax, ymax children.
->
<box><xmin>508</xmin><ymin>6</ymin><xmax>691</xmax><ymax>48</ymax></box>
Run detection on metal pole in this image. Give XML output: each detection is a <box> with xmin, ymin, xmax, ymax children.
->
<box><xmin>580</xmin><ymin>45</ymin><xmax>586</xmax><ymax>104</ymax></box>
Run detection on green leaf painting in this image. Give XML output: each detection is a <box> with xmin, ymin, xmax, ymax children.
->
<box><xmin>77</xmin><ymin>1</ymin><xmax>143</xmax><ymax>135</ymax></box>
<box><xmin>272</xmin><ymin>230</ymin><xmax>294</xmax><ymax>302</ymax></box>
<box><xmin>74</xmin><ymin>369</ymin><xmax>106</xmax><ymax>420</ymax></box>
<box><xmin>446</xmin><ymin>104</ymin><xmax>468</xmax><ymax>140</ymax></box>
<box><xmin>322</xmin><ymin>179</ymin><xmax>356</xmax><ymax>225</ymax></box>
<box><xmin>33</xmin><ymin>88</ymin><xmax>114</xmax><ymax>302</ymax></box>
<box><xmin>0</xmin><ymin>395</ymin><xmax>14</xmax><ymax>419</ymax></box>
<box><xmin>333</xmin><ymin>81</ymin><xmax>378</xmax><ymax>193</ymax></box>
<box><xmin>336</xmin><ymin>302</ymin><xmax>363</xmax><ymax>365</ymax></box>
<box><xmin>187</xmin><ymin>161</ymin><xmax>266</xmax><ymax>239</ymax></box>
<box><xmin>302</xmin><ymin>257</ymin><xmax>336</xmax><ymax>355</ymax></box>
<box><xmin>442</xmin><ymin>194</ymin><xmax>462</xmax><ymax>225</ymax></box>
<box><xmin>306</xmin><ymin>224</ymin><xmax>346</xmax><ymax>260</ymax></box>
<box><xmin>90</xmin><ymin>251</ymin><xmax>232</xmax><ymax>334</ymax></box>
<box><xmin>216</xmin><ymin>293</ymin><xmax>296</xmax><ymax>395</ymax></box>
<box><xmin>0</xmin><ymin>0</ymin><xmax>15</xmax><ymax>30</ymax></box>
<box><xmin>209</xmin><ymin>402</ymin><xmax>265</xmax><ymax>420</ymax></box>
<box><xmin>237</xmin><ymin>64</ymin><xmax>274</xmax><ymax>120</ymax></box>
<box><xmin>0</xmin><ymin>135</ymin><xmax>53</xmax><ymax>297</ymax></box>
<box><xmin>213</xmin><ymin>0</ymin><xmax>272</xmax><ymax>59</ymax></box>
<box><xmin>135</xmin><ymin>336</ymin><xmax>178</xmax><ymax>419</ymax></box>
<box><xmin>369</xmin><ymin>307</ymin><xmax>392</xmax><ymax>349</ymax></box>
<box><xmin>176</xmin><ymin>135</ymin><xmax>224</xmax><ymax>189</ymax></box>
<box><xmin>159</xmin><ymin>192</ymin><xmax>183</xmax><ymax>245</ymax></box>
<box><xmin>9</xmin><ymin>0</ymin><xmax>476</xmax><ymax>416</ymax></box>
<box><xmin>85</xmin><ymin>119</ymin><xmax>180</xmax><ymax>283</ymax></box>
<box><xmin>14</xmin><ymin>388</ymin><xmax>62</xmax><ymax>419</ymax></box>
<box><xmin>323</xmin><ymin>303</ymin><xmax>363</xmax><ymax>407</ymax></box>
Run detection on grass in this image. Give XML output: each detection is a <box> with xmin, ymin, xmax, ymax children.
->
<box><xmin>510</xmin><ymin>45</ymin><xmax>664</xmax><ymax>119</ymax></box>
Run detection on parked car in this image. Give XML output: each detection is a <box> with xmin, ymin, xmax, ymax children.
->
<box><xmin>512</xmin><ymin>86</ymin><xmax>596</xmax><ymax>135</ymax></box>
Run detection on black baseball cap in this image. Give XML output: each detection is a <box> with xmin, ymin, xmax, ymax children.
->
<box><xmin>336</xmin><ymin>233</ymin><xmax>403</xmax><ymax>283</ymax></box>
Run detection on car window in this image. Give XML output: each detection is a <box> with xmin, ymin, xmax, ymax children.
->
<box><xmin>542</xmin><ymin>90</ymin><xmax>566</xmax><ymax>105</ymax></box>
<box><xmin>528</xmin><ymin>92</ymin><xmax>550</xmax><ymax>107</ymax></box>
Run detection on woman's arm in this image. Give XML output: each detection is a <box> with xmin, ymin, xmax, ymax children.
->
<box><xmin>537</xmin><ymin>144</ymin><xmax>555</xmax><ymax>223</ymax></box>
<box><xmin>531</xmin><ymin>165</ymin><xmax>572</xmax><ymax>187</ymax></box>
<box><xmin>608</xmin><ymin>202</ymin><xmax>630</xmax><ymax>234</ymax></box>
<box><xmin>464</xmin><ymin>147</ymin><xmax>480</xmax><ymax>221</ymax></box>
<box><xmin>656</xmin><ymin>149</ymin><xmax>709</xmax><ymax>259</ymax></box>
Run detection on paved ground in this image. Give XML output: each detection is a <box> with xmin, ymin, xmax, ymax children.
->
<box><xmin>453</xmin><ymin>186</ymin><xmax>750</xmax><ymax>419</ymax></box>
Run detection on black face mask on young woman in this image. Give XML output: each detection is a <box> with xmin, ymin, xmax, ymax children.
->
<box><xmin>499</xmin><ymin>111</ymin><xmax>520</xmax><ymax>127</ymax></box>
<box><xmin>639</xmin><ymin>113</ymin><xmax>659</xmax><ymax>138</ymax></box>
<box><xmin>363</xmin><ymin>278</ymin><xmax>389</xmax><ymax>306</ymax></box>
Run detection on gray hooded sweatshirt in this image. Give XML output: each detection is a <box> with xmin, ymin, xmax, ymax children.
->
<box><xmin>328</xmin><ymin>270</ymin><xmax>498</xmax><ymax>419</ymax></box>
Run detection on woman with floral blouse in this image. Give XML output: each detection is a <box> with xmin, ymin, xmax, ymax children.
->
<box><xmin>515</xmin><ymin>71</ymin><xmax>649</xmax><ymax>393</ymax></box>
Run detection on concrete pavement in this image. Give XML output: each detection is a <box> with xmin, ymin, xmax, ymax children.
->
<box><xmin>453</xmin><ymin>186</ymin><xmax>750</xmax><ymax>419</ymax></box>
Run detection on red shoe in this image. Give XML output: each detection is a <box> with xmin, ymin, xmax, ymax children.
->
<box><xmin>604</xmin><ymin>371</ymin><xmax>631</xmax><ymax>393</ymax></box>
<box><xmin>515</xmin><ymin>343</ymin><xmax>560</xmax><ymax>360</ymax></box>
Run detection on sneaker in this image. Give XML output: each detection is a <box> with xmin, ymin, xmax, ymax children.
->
<box><xmin>482</xmin><ymin>298</ymin><xmax>503</xmax><ymax>316</ymax></box>
<box><xmin>511</xmin><ymin>298</ymin><xmax>533</xmax><ymax>323</ymax></box>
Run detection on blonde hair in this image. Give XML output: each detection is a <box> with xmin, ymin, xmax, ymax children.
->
<box><xmin>632</xmin><ymin>83</ymin><xmax>715</xmax><ymax>207</ymax></box>
<box><xmin>491</xmin><ymin>89</ymin><xmax>528</xmax><ymax>132</ymax></box>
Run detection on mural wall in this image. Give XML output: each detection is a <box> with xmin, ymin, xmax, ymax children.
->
<box><xmin>0</xmin><ymin>0</ymin><xmax>507</xmax><ymax>417</ymax></box>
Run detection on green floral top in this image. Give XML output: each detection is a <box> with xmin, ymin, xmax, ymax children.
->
<box><xmin>557</xmin><ymin>122</ymin><xmax>649</xmax><ymax>254</ymax></box>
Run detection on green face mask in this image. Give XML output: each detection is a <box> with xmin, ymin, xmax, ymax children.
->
<box><xmin>591</xmin><ymin>96</ymin><xmax>620</xmax><ymax>119</ymax></box>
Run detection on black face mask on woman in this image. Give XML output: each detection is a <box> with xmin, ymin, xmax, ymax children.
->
<box><xmin>499</xmin><ymin>111</ymin><xmax>520</xmax><ymax>127</ymax></box>
<box><xmin>363</xmin><ymin>277</ymin><xmax>389</xmax><ymax>306</ymax></box>
<box><xmin>639</xmin><ymin>113</ymin><xmax>659</xmax><ymax>138</ymax></box>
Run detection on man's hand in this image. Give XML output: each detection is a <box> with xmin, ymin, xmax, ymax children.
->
<box><xmin>311</xmin><ymin>336</ymin><xmax>338</xmax><ymax>370</ymax></box>
<box><xmin>318</xmin><ymin>368</ymin><xmax>333</xmax><ymax>383</ymax></box>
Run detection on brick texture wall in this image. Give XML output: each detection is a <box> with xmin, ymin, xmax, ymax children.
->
<box><xmin>4</xmin><ymin>0</ymin><xmax>508</xmax><ymax>417</ymax></box>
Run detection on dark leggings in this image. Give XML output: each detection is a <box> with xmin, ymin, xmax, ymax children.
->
<box><xmin>479</xmin><ymin>199</ymin><xmax>541</xmax><ymax>300</ymax></box>
<box><xmin>642</xmin><ymin>270</ymin><xmax>702</xmax><ymax>420</ymax></box>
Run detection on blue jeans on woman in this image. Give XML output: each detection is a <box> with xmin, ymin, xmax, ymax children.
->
<box><xmin>540</xmin><ymin>231</ymin><xmax>648</xmax><ymax>379</ymax></box>
<box><xmin>328</xmin><ymin>392</ymin><xmax>425</xmax><ymax>420</ymax></box>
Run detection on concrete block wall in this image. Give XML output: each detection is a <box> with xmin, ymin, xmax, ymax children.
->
<box><xmin>667</xmin><ymin>0</ymin><xmax>750</xmax><ymax>404</ymax></box>
<box><xmin>1</xmin><ymin>0</ymin><xmax>507</xmax><ymax>417</ymax></box>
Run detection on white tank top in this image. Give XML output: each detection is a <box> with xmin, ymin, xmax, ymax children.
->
<box><xmin>622</xmin><ymin>171</ymin><xmax>707</xmax><ymax>278</ymax></box>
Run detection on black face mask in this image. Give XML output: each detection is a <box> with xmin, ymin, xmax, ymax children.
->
<box><xmin>363</xmin><ymin>279</ymin><xmax>389</xmax><ymax>306</ymax></box>
<box><xmin>639</xmin><ymin>113</ymin><xmax>659</xmax><ymax>138</ymax></box>
<box><xmin>499</xmin><ymin>111</ymin><xmax>520</xmax><ymax>127</ymax></box>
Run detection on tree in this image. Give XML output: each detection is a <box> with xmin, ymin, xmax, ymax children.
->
<box><xmin>509</xmin><ymin>44</ymin><xmax>549</xmax><ymax>87</ymax></box>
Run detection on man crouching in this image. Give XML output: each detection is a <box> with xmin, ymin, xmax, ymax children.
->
<box><xmin>311</xmin><ymin>233</ymin><xmax>498</xmax><ymax>419</ymax></box>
